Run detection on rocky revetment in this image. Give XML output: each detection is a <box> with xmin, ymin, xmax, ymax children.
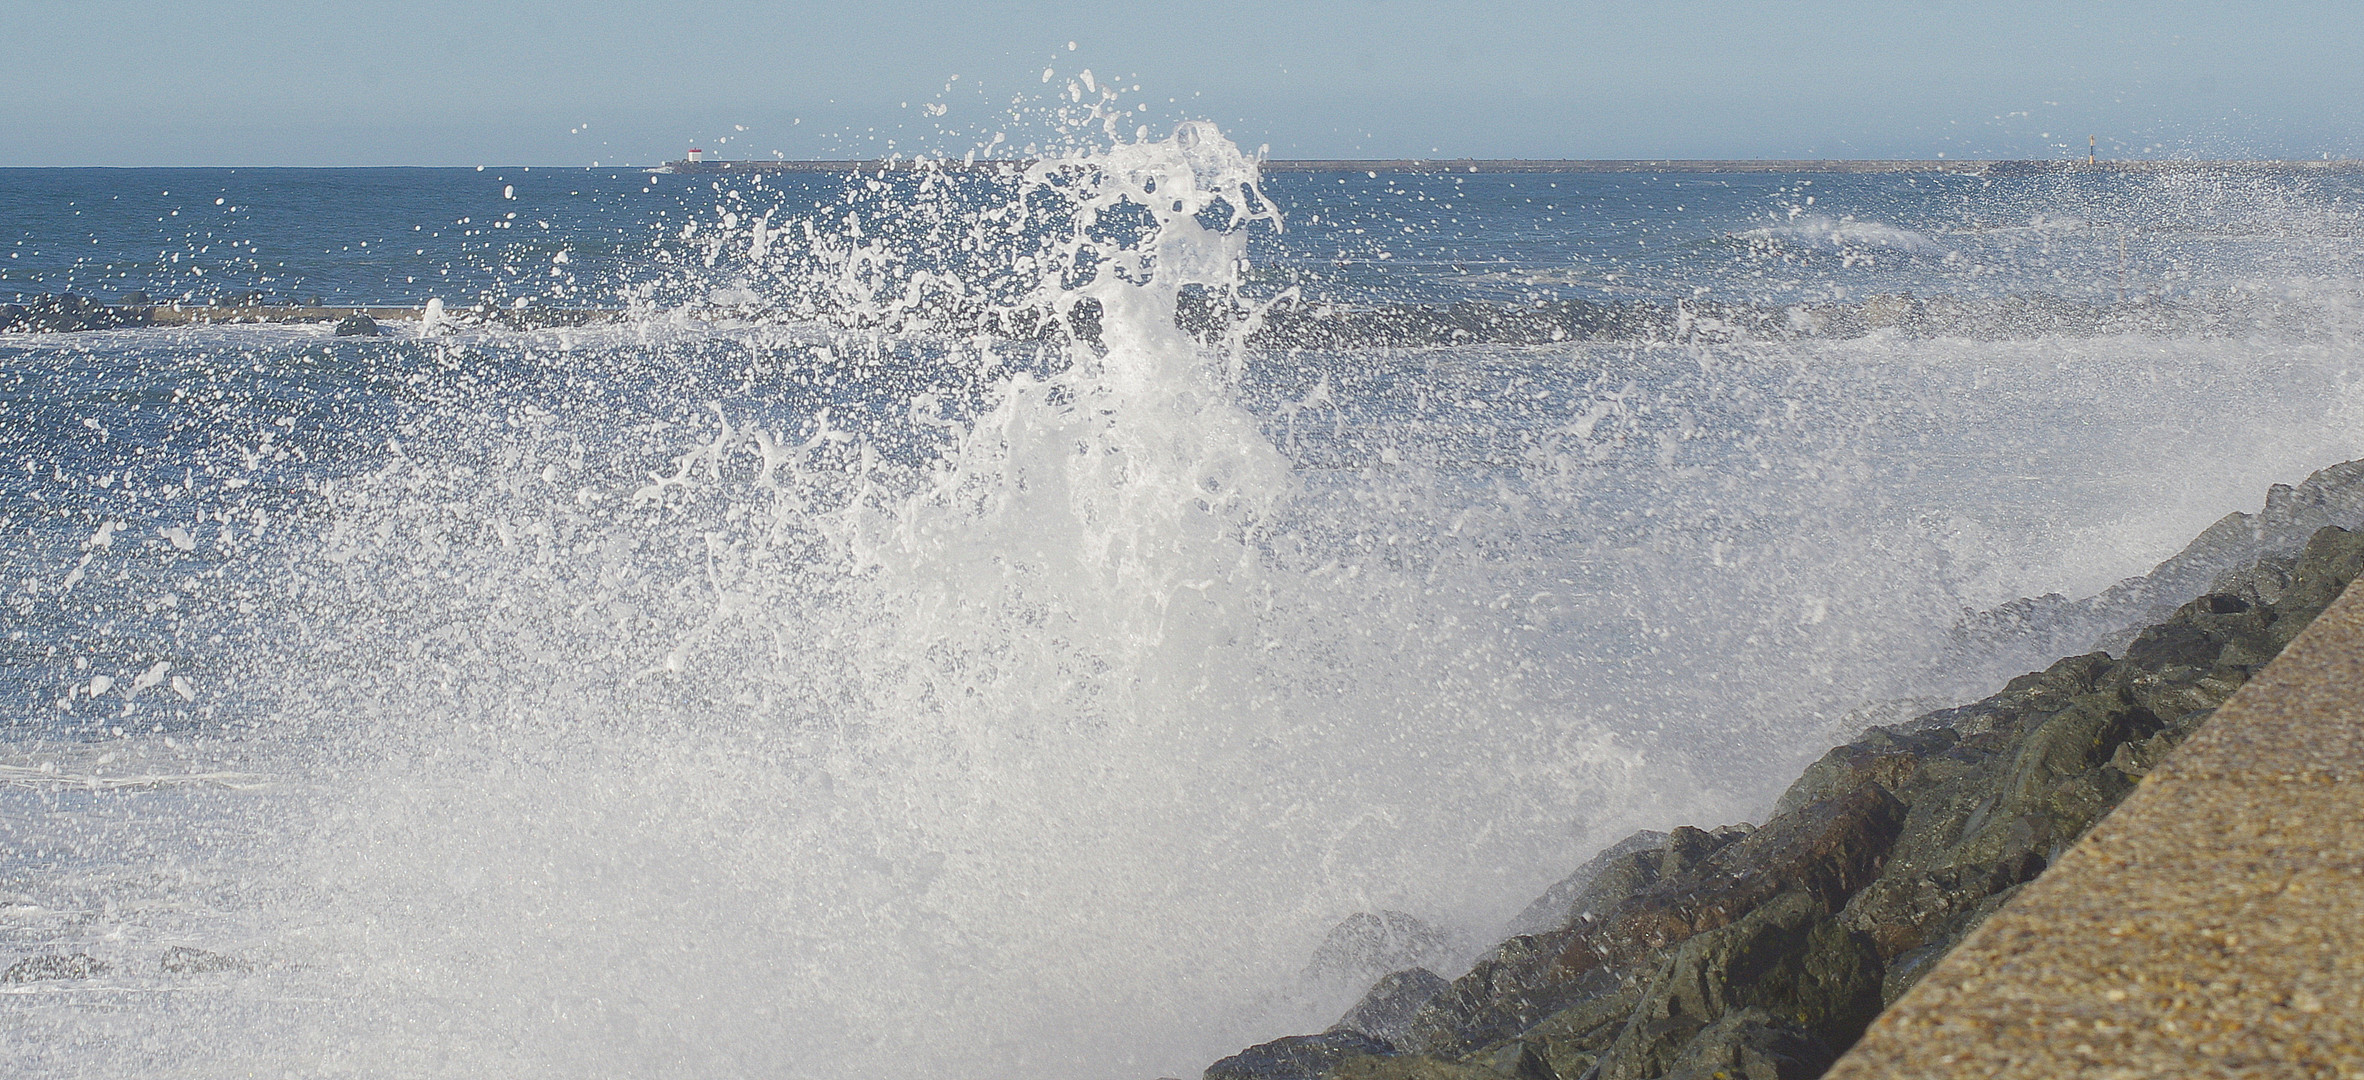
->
<box><xmin>1207</xmin><ymin>503</ymin><xmax>2364</xmax><ymax>1080</ymax></box>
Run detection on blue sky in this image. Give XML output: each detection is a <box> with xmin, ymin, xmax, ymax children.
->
<box><xmin>5</xmin><ymin>0</ymin><xmax>2360</xmax><ymax>165</ymax></box>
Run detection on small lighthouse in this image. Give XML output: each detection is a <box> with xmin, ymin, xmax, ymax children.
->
<box><xmin>687</xmin><ymin>148</ymin><xmax>705</xmax><ymax>164</ymax></box>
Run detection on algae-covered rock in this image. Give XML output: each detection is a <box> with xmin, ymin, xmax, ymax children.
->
<box><xmin>1207</xmin><ymin>1032</ymin><xmax>1400</xmax><ymax>1080</ymax></box>
<box><xmin>1512</xmin><ymin>983</ymin><xmax>1644</xmax><ymax>1079</ymax></box>
<box><xmin>1591</xmin><ymin>892</ymin><xmax>1880</xmax><ymax>1080</ymax></box>
<box><xmin>1400</xmin><ymin>934</ymin><xmax>1614</xmax><ymax>1060</ymax></box>
<box><xmin>1645</xmin><ymin>1007</ymin><xmax>1837</xmax><ymax>1080</ymax></box>
<box><xmin>1322</xmin><ymin>1054</ymin><xmax>1502</xmax><ymax>1080</ymax></box>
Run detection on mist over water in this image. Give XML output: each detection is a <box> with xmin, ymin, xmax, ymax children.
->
<box><xmin>5</xmin><ymin>126</ymin><xmax>2364</xmax><ymax>1078</ymax></box>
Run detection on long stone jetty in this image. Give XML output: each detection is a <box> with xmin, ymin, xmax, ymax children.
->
<box><xmin>652</xmin><ymin>157</ymin><xmax>2364</xmax><ymax>176</ymax></box>
<box><xmin>0</xmin><ymin>296</ymin><xmax>618</xmax><ymax>334</ymax></box>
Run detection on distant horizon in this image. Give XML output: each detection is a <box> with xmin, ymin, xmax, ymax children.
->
<box><xmin>10</xmin><ymin>153</ymin><xmax>2364</xmax><ymax>171</ymax></box>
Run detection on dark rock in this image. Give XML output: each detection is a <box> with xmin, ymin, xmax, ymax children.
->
<box><xmin>1335</xmin><ymin>968</ymin><xmax>1452</xmax><ymax>1046</ymax></box>
<box><xmin>0</xmin><ymin>292</ymin><xmax>146</xmax><ymax>333</ymax></box>
<box><xmin>1498</xmin><ymin>982</ymin><xmax>1642</xmax><ymax>1080</ymax></box>
<box><xmin>1641</xmin><ymin>1007</ymin><xmax>1837</xmax><ymax>1080</ymax></box>
<box><xmin>1400</xmin><ymin>934</ymin><xmax>1615</xmax><ymax>1059</ymax></box>
<box><xmin>1206</xmin><ymin>1031</ymin><xmax>1399</xmax><ymax>1080</ymax></box>
<box><xmin>118</xmin><ymin>290</ymin><xmax>150</xmax><ymax>306</ymax></box>
<box><xmin>1558</xmin><ymin>785</ymin><xmax>1904</xmax><ymax>978</ymax></box>
<box><xmin>334</xmin><ymin>312</ymin><xmax>383</xmax><ymax>337</ymax></box>
<box><xmin>1591</xmin><ymin>892</ymin><xmax>1880</xmax><ymax>1080</ymax></box>
<box><xmin>1771</xmin><ymin>729</ymin><xmax>1955</xmax><ymax>819</ymax></box>
<box><xmin>1504</xmin><ymin>830</ymin><xmax>1670</xmax><ymax>939</ymax></box>
<box><xmin>158</xmin><ymin>945</ymin><xmax>248</xmax><ymax>974</ymax></box>
<box><xmin>1874</xmin><ymin>883</ymin><xmax>2022</xmax><ymax>1006</ymax></box>
<box><xmin>1397</xmin><ymin>787</ymin><xmax>1898</xmax><ymax>1061</ymax></box>
<box><xmin>3</xmin><ymin>953</ymin><xmax>108</xmax><ymax>982</ymax></box>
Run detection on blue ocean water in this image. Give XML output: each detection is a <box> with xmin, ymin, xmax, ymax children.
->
<box><xmin>2</xmin><ymin>140</ymin><xmax>2363</xmax><ymax>1078</ymax></box>
<box><xmin>11</xmin><ymin>163</ymin><xmax>2364</xmax><ymax>307</ymax></box>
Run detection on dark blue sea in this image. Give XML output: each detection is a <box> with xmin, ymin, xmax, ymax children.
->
<box><xmin>2</xmin><ymin>136</ymin><xmax>2361</xmax><ymax>1077</ymax></box>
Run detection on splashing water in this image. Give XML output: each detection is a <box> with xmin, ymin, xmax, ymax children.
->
<box><xmin>8</xmin><ymin>124</ymin><xmax>2364</xmax><ymax>1079</ymax></box>
<box><xmin>0</xmin><ymin>122</ymin><xmax>1626</xmax><ymax>1079</ymax></box>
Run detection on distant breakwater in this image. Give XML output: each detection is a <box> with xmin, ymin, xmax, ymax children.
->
<box><xmin>1196</xmin><ymin>465</ymin><xmax>2364</xmax><ymax>1080</ymax></box>
<box><xmin>0</xmin><ymin>293</ymin><xmax>613</xmax><ymax>334</ymax></box>
<box><xmin>4</xmin><ymin>288</ymin><xmax>2338</xmax><ymax>346</ymax></box>
<box><xmin>652</xmin><ymin>157</ymin><xmax>2364</xmax><ymax>177</ymax></box>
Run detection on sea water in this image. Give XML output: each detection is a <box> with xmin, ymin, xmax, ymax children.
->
<box><xmin>4</xmin><ymin>128</ymin><xmax>2364</xmax><ymax>1078</ymax></box>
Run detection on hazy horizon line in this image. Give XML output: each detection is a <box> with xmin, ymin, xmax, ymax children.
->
<box><xmin>8</xmin><ymin>154</ymin><xmax>2364</xmax><ymax>171</ymax></box>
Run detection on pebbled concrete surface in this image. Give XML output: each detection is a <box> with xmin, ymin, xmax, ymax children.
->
<box><xmin>1827</xmin><ymin>579</ymin><xmax>2364</xmax><ymax>1079</ymax></box>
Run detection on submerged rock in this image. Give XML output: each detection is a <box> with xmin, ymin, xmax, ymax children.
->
<box><xmin>333</xmin><ymin>312</ymin><xmax>383</xmax><ymax>336</ymax></box>
<box><xmin>1204</xmin><ymin>522</ymin><xmax>2364</xmax><ymax>1080</ymax></box>
<box><xmin>0</xmin><ymin>292</ymin><xmax>147</xmax><ymax>333</ymax></box>
<box><xmin>158</xmin><ymin>946</ymin><xmax>248</xmax><ymax>974</ymax></box>
<box><xmin>1305</xmin><ymin>911</ymin><xmax>1458</xmax><ymax>988</ymax></box>
<box><xmin>3</xmin><ymin>953</ymin><xmax>108</xmax><ymax>982</ymax></box>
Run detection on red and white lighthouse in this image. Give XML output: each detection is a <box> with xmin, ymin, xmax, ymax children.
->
<box><xmin>686</xmin><ymin>148</ymin><xmax>705</xmax><ymax>163</ymax></box>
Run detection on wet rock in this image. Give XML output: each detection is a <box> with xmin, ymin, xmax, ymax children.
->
<box><xmin>1335</xmin><ymin>968</ymin><xmax>1452</xmax><ymax>1046</ymax></box>
<box><xmin>0</xmin><ymin>292</ymin><xmax>146</xmax><ymax>332</ymax></box>
<box><xmin>1592</xmin><ymin>892</ymin><xmax>1880</xmax><ymax>1080</ymax></box>
<box><xmin>1771</xmin><ymin>729</ymin><xmax>1955</xmax><ymax>819</ymax></box>
<box><xmin>333</xmin><ymin>312</ymin><xmax>383</xmax><ymax>336</ymax></box>
<box><xmin>1472</xmin><ymin>1039</ymin><xmax>1564</xmax><ymax>1080</ymax></box>
<box><xmin>1563</xmin><ymin>785</ymin><xmax>1903</xmax><ymax>976</ymax></box>
<box><xmin>1304</xmin><ymin>911</ymin><xmax>1458</xmax><ymax>1003</ymax></box>
<box><xmin>118</xmin><ymin>290</ymin><xmax>150</xmax><ymax>306</ymax></box>
<box><xmin>1503</xmin><ymin>830</ymin><xmax>1669</xmax><ymax>939</ymax></box>
<box><xmin>1400</xmin><ymin>933</ymin><xmax>1613</xmax><ymax>1059</ymax></box>
<box><xmin>1639</xmin><ymin>1007</ymin><xmax>1837</xmax><ymax>1080</ymax></box>
<box><xmin>1206</xmin><ymin>1031</ymin><xmax>1400</xmax><ymax>1080</ymax></box>
<box><xmin>1873</xmin><ymin>882</ymin><xmax>2022</xmax><ymax>1006</ymax></box>
<box><xmin>1321</xmin><ymin>1056</ymin><xmax>1498</xmax><ymax>1080</ymax></box>
<box><xmin>1396</xmin><ymin>788</ymin><xmax>1896</xmax><ymax>1061</ymax></box>
<box><xmin>3</xmin><ymin>953</ymin><xmax>108</xmax><ymax>982</ymax></box>
<box><xmin>1502</xmin><ymin>982</ymin><xmax>1642</xmax><ymax>1080</ymax></box>
<box><xmin>158</xmin><ymin>946</ymin><xmax>248</xmax><ymax>974</ymax></box>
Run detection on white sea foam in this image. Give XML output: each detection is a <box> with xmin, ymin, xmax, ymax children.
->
<box><xmin>1734</xmin><ymin>214</ymin><xmax>1939</xmax><ymax>253</ymax></box>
